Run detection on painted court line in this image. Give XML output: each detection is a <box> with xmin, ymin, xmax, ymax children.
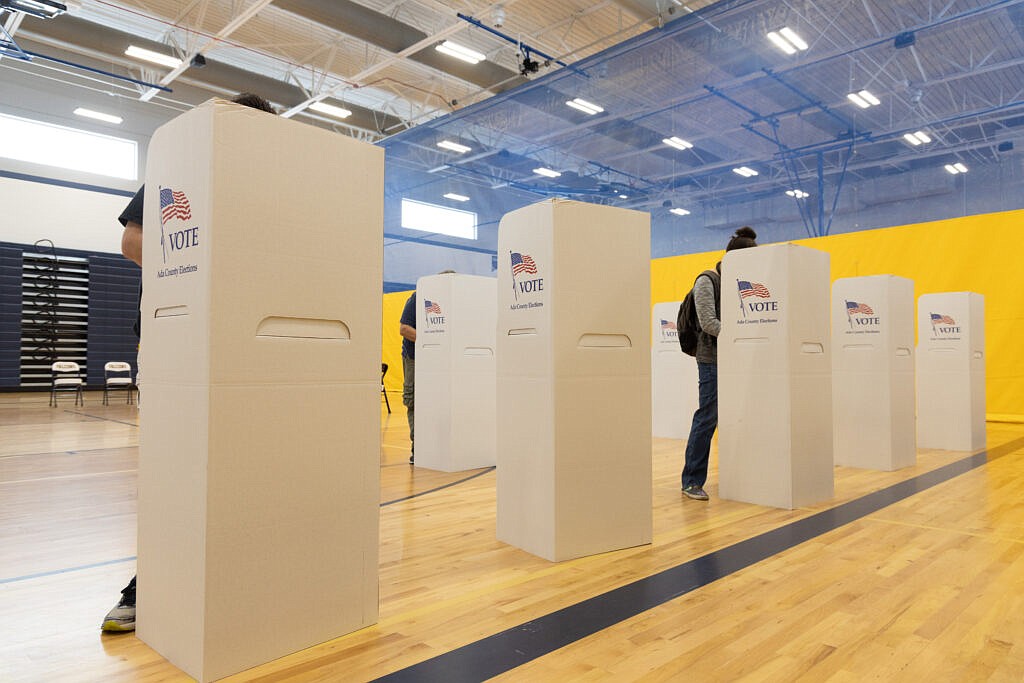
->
<box><xmin>374</xmin><ymin>438</ymin><xmax>1024</xmax><ymax>682</ymax></box>
<box><xmin>65</xmin><ymin>410</ymin><xmax>139</xmax><ymax>428</ymax></box>
<box><xmin>1</xmin><ymin>557</ymin><xmax>137</xmax><ymax>585</ymax></box>
<box><xmin>381</xmin><ymin>467</ymin><xmax>496</xmax><ymax>506</ymax></box>
<box><xmin>3</xmin><ymin>467</ymin><xmax>496</xmax><ymax>584</ymax></box>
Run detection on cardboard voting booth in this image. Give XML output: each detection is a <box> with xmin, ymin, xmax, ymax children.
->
<box><xmin>651</xmin><ymin>302</ymin><xmax>698</xmax><ymax>439</ymax></box>
<box><xmin>718</xmin><ymin>243</ymin><xmax>834</xmax><ymax>509</ymax></box>
<box><xmin>916</xmin><ymin>292</ymin><xmax>985</xmax><ymax>451</ymax></box>
<box><xmin>415</xmin><ymin>273</ymin><xmax>497</xmax><ymax>471</ymax></box>
<box><xmin>832</xmin><ymin>276</ymin><xmax>916</xmax><ymax>470</ymax></box>
<box><xmin>136</xmin><ymin>99</ymin><xmax>383</xmax><ymax>682</ymax></box>
<box><xmin>495</xmin><ymin>199</ymin><xmax>652</xmax><ymax>562</ymax></box>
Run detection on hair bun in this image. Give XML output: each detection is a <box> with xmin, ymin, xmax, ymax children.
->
<box><xmin>734</xmin><ymin>226</ymin><xmax>757</xmax><ymax>240</ymax></box>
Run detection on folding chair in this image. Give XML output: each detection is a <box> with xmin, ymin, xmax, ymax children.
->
<box><xmin>103</xmin><ymin>361</ymin><xmax>135</xmax><ymax>405</ymax></box>
<box><xmin>381</xmin><ymin>362</ymin><xmax>391</xmax><ymax>413</ymax></box>
<box><xmin>50</xmin><ymin>361</ymin><xmax>84</xmax><ymax>407</ymax></box>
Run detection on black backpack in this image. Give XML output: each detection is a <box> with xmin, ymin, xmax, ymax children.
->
<box><xmin>676</xmin><ymin>270</ymin><xmax>720</xmax><ymax>356</ymax></box>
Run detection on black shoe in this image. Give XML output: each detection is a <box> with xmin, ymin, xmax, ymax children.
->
<box><xmin>682</xmin><ymin>485</ymin><xmax>709</xmax><ymax>501</ymax></box>
<box><xmin>102</xmin><ymin>579</ymin><xmax>136</xmax><ymax>632</ymax></box>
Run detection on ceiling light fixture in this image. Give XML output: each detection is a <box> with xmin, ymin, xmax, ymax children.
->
<box><xmin>767</xmin><ymin>26</ymin><xmax>808</xmax><ymax>54</ymax></box>
<box><xmin>785</xmin><ymin>189</ymin><xmax>809</xmax><ymax>198</ymax></box>
<box><xmin>309</xmin><ymin>101</ymin><xmax>352</xmax><ymax>119</ymax></box>
<box><xmin>732</xmin><ymin>166</ymin><xmax>758</xmax><ymax>177</ymax></box>
<box><xmin>124</xmin><ymin>45</ymin><xmax>182</xmax><ymax>69</ymax></box>
<box><xmin>443</xmin><ymin>192</ymin><xmax>470</xmax><ymax>202</ymax></box>
<box><xmin>565</xmin><ymin>98</ymin><xmax>604</xmax><ymax>115</ymax></box>
<box><xmin>618</xmin><ymin>194</ymin><xmax>628</xmax><ymax>199</ymax></box>
<box><xmin>847</xmin><ymin>90</ymin><xmax>880</xmax><ymax>108</ymax></box>
<box><xmin>669</xmin><ymin>208</ymin><xmax>691</xmax><ymax>216</ymax></box>
<box><xmin>903</xmin><ymin>130</ymin><xmax>932</xmax><ymax>146</ymax></box>
<box><xmin>0</xmin><ymin>0</ymin><xmax>66</xmax><ymax>19</ymax></box>
<box><xmin>944</xmin><ymin>162</ymin><xmax>968</xmax><ymax>174</ymax></box>
<box><xmin>662</xmin><ymin>136</ymin><xmax>694</xmax><ymax>150</ymax></box>
<box><xmin>437</xmin><ymin>140</ymin><xmax>471</xmax><ymax>154</ymax></box>
<box><xmin>533</xmin><ymin>167</ymin><xmax>561</xmax><ymax>178</ymax></box>
<box><xmin>73</xmin><ymin>107</ymin><xmax>122</xmax><ymax>125</ymax></box>
<box><xmin>435</xmin><ymin>40</ymin><xmax>486</xmax><ymax>65</ymax></box>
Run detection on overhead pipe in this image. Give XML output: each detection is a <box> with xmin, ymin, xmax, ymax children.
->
<box><xmin>456</xmin><ymin>13</ymin><xmax>584</xmax><ymax>77</ymax></box>
<box><xmin>20</xmin><ymin>48</ymin><xmax>172</xmax><ymax>91</ymax></box>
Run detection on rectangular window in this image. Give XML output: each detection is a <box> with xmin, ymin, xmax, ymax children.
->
<box><xmin>401</xmin><ymin>198</ymin><xmax>477</xmax><ymax>239</ymax></box>
<box><xmin>0</xmin><ymin>113</ymin><xmax>138</xmax><ymax>180</ymax></box>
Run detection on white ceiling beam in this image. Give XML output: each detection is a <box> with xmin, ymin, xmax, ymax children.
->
<box><xmin>0</xmin><ymin>10</ymin><xmax>26</xmax><ymax>63</ymax></box>
<box><xmin>138</xmin><ymin>0</ymin><xmax>276</xmax><ymax>102</ymax></box>
<box><xmin>281</xmin><ymin>0</ymin><xmax>518</xmax><ymax>119</ymax></box>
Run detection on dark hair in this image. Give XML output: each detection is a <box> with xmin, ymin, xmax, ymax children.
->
<box><xmin>231</xmin><ymin>92</ymin><xmax>276</xmax><ymax>114</ymax></box>
<box><xmin>726</xmin><ymin>226</ymin><xmax>757</xmax><ymax>251</ymax></box>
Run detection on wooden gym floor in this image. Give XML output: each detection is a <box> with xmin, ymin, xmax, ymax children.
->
<box><xmin>2</xmin><ymin>390</ymin><xmax>1024</xmax><ymax>682</ymax></box>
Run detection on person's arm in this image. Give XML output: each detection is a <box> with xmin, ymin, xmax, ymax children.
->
<box><xmin>400</xmin><ymin>324</ymin><xmax>416</xmax><ymax>343</ymax></box>
<box><xmin>121</xmin><ymin>222</ymin><xmax>143</xmax><ymax>267</ymax></box>
<box><xmin>693</xmin><ymin>275</ymin><xmax>721</xmax><ymax>337</ymax></box>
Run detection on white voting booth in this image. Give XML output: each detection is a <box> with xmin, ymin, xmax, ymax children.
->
<box><xmin>832</xmin><ymin>276</ymin><xmax>916</xmax><ymax>470</ymax></box>
<box><xmin>415</xmin><ymin>273</ymin><xmax>497</xmax><ymax>471</ymax></box>
<box><xmin>651</xmin><ymin>302</ymin><xmax>697</xmax><ymax>439</ymax></box>
<box><xmin>137</xmin><ymin>100</ymin><xmax>383</xmax><ymax>682</ymax></box>
<box><xmin>496</xmin><ymin>199</ymin><xmax>652</xmax><ymax>562</ymax></box>
<box><xmin>917</xmin><ymin>292</ymin><xmax>986</xmax><ymax>451</ymax></box>
<box><xmin>719</xmin><ymin>244</ymin><xmax>833</xmax><ymax>509</ymax></box>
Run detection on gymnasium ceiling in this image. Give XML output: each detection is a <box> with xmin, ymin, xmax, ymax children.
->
<box><xmin>1</xmin><ymin>0</ymin><xmax>694</xmax><ymax>137</ymax></box>
<box><xmin>2</xmin><ymin>0</ymin><xmax>1023</xmax><ymax>240</ymax></box>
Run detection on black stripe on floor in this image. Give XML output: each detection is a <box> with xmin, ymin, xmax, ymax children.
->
<box><xmin>374</xmin><ymin>436</ymin><xmax>1024</xmax><ymax>682</ymax></box>
<box><xmin>381</xmin><ymin>467</ymin><xmax>495</xmax><ymax>507</ymax></box>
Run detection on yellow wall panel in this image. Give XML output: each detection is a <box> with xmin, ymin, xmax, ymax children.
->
<box><xmin>383</xmin><ymin>209</ymin><xmax>1022</xmax><ymax>420</ymax></box>
<box><xmin>651</xmin><ymin>209</ymin><xmax>1024</xmax><ymax>422</ymax></box>
<box><xmin>382</xmin><ymin>290</ymin><xmax>413</xmax><ymax>394</ymax></box>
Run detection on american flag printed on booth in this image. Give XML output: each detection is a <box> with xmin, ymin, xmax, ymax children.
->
<box><xmin>737</xmin><ymin>280</ymin><xmax>771</xmax><ymax>298</ymax></box>
<box><xmin>930</xmin><ymin>313</ymin><xmax>956</xmax><ymax>325</ymax></box>
<box><xmin>660</xmin><ymin>319</ymin><xmax>676</xmax><ymax>331</ymax></box>
<box><xmin>846</xmin><ymin>301</ymin><xmax>874</xmax><ymax>315</ymax></box>
<box><xmin>510</xmin><ymin>252</ymin><xmax>537</xmax><ymax>275</ymax></box>
<box><xmin>159</xmin><ymin>187</ymin><xmax>192</xmax><ymax>224</ymax></box>
<box><xmin>424</xmin><ymin>300</ymin><xmax>442</xmax><ymax>314</ymax></box>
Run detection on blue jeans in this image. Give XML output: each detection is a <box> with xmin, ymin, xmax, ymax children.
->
<box><xmin>682</xmin><ymin>361</ymin><xmax>717</xmax><ymax>489</ymax></box>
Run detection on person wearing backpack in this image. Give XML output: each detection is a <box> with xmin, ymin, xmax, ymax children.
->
<box><xmin>680</xmin><ymin>226</ymin><xmax>758</xmax><ymax>500</ymax></box>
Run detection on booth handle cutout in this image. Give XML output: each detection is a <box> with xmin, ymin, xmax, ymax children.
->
<box><xmin>896</xmin><ymin>347</ymin><xmax>911</xmax><ymax>356</ymax></box>
<box><xmin>800</xmin><ymin>342</ymin><xmax>824</xmax><ymax>354</ymax></box>
<box><xmin>154</xmin><ymin>305</ymin><xmax>189</xmax><ymax>318</ymax></box>
<box><xmin>255</xmin><ymin>316</ymin><xmax>350</xmax><ymax>340</ymax></box>
<box><xmin>508</xmin><ymin>328</ymin><xmax>537</xmax><ymax>336</ymax></box>
<box><xmin>578</xmin><ymin>334</ymin><xmax>631</xmax><ymax>348</ymax></box>
<box><xmin>463</xmin><ymin>347</ymin><xmax>494</xmax><ymax>356</ymax></box>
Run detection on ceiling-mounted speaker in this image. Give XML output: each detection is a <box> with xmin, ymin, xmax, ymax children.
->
<box><xmin>894</xmin><ymin>32</ymin><xmax>916</xmax><ymax>49</ymax></box>
<box><xmin>997</xmin><ymin>141</ymin><xmax>1013</xmax><ymax>152</ymax></box>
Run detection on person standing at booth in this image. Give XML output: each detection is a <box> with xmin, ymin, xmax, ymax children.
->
<box><xmin>398</xmin><ymin>270</ymin><xmax>455</xmax><ymax>465</ymax></box>
<box><xmin>681</xmin><ymin>226</ymin><xmax>758</xmax><ymax>501</ymax></box>
<box><xmin>399</xmin><ymin>291</ymin><xmax>417</xmax><ymax>464</ymax></box>
<box><xmin>101</xmin><ymin>93</ymin><xmax>277</xmax><ymax>633</ymax></box>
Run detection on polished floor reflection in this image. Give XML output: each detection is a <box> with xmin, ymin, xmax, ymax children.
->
<box><xmin>2</xmin><ymin>391</ymin><xmax>1023</xmax><ymax>682</ymax></box>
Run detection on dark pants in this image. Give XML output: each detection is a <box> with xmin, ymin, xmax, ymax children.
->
<box><xmin>682</xmin><ymin>361</ymin><xmax>717</xmax><ymax>489</ymax></box>
<box><xmin>402</xmin><ymin>355</ymin><xmax>414</xmax><ymax>447</ymax></box>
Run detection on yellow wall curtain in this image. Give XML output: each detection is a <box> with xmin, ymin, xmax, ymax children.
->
<box><xmin>383</xmin><ymin>208</ymin><xmax>1023</xmax><ymax>421</ymax></box>
<box><xmin>652</xmin><ymin>208</ymin><xmax>1024</xmax><ymax>422</ymax></box>
<box><xmin>382</xmin><ymin>290</ymin><xmax>413</xmax><ymax>393</ymax></box>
